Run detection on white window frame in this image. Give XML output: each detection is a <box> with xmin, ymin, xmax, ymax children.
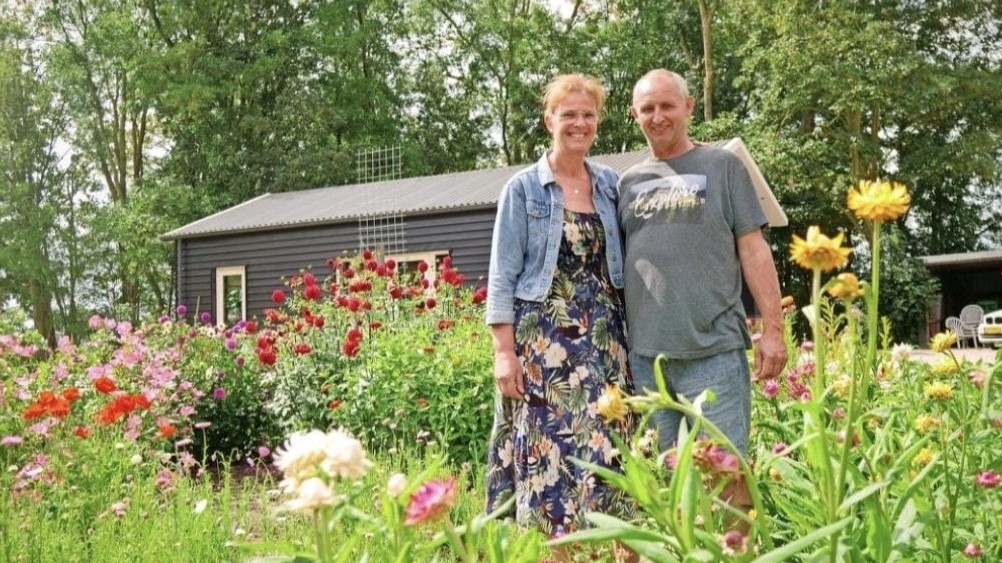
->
<box><xmin>385</xmin><ymin>250</ymin><xmax>449</xmax><ymax>284</ymax></box>
<box><xmin>215</xmin><ymin>266</ymin><xmax>247</xmax><ymax>324</ymax></box>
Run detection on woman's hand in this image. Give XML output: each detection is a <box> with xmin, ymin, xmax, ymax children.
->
<box><xmin>493</xmin><ymin>350</ymin><xmax>525</xmax><ymax>400</ymax></box>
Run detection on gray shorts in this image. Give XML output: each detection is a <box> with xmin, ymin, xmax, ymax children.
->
<box><xmin>629</xmin><ymin>349</ymin><xmax>751</xmax><ymax>454</ymax></box>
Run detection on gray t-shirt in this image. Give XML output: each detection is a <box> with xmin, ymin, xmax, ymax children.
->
<box><xmin>618</xmin><ymin>145</ymin><xmax>767</xmax><ymax>359</ymax></box>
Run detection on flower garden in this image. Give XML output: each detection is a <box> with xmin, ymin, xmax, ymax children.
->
<box><xmin>2</xmin><ymin>183</ymin><xmax>1001</xmax><ymax>562</ymax></box>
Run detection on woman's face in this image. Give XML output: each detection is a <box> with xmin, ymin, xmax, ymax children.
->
<box><xmin>544</xmin><ymin>91</ymin><xmax>599</xmax><ymax>156</ymax></box>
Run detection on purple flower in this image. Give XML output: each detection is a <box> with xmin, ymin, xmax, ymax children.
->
<box><xmin>88</xmin><ymin>315</ymin><xmax>104</xmax><ymax>329</ymax></box>
<box><xmin>155</xmin><ymin>469</ymin><xmax>176</xmax><ymax>490</ymax></box>
<box><xmin>213</xmin><ymin>387</ymin><xmax>227</xmax><ymax>400</ymax></box>
<box><xmin>225</xmin><ymin>339</ymin><xmax>237</xmax><ymax>351</ymax></box>
<box><xmin>235</xmin><ymin>356</ymin><xmax>245</xmax><ymax>367</ymax></box>
<box><xmin>200</xmin><ymin>312</ymin><xmax>211</xmax><ymax>324</ymax></box>
<box><xmin>176</xmin><ymin>304</ymin><xmax>187</xmax><ymax>316</ymax></box>
<box><xmin>772</xmin><ymin>442</ymin><xmax>789</xmax><ymax>455</ymax></box>
<box><xmin>975</xmin><ymin>470</ymin><xmax>1001</xmax><ymax>488</ymax></box>
<box><xmin>963</xmin><ymin>543</ymin><xmax>984</xmax><ymax>558</ymax></box>
<box><xmin>159</xmin><ymin>315</ymin><xmax>171</xmax><ymax>324</ymax></box>
<box><xmin>257</xmin><ymin>446</ymin><xmax>271</xmax><ymax>458</ymax></box>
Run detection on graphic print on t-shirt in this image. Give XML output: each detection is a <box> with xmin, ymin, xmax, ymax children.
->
<box><xmin>628</xmin><ymin>173</ymin><xmax>707</xmax><ymax>224</ymax></box>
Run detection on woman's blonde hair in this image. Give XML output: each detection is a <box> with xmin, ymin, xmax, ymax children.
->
<box><xmin>541</xmin><ymin>73</ymin><xmax>606</xmax><ymax>116</ymax></box>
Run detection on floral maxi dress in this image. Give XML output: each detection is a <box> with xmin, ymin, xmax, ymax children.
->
<box><xmin>486</xmin><ymin>209</ymin><xmax>636</xmax><ymax>536</ymax></box>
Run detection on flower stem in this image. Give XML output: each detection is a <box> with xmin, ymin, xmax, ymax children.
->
<box><xmin>865</xmin><ymin>222</ymin><xmax>882</xmax><ymax>370</ymax></box>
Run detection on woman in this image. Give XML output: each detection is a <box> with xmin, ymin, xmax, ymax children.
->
<box><xmin>484</xmin><ymin>74</ymin><xmax>636</xmax><ymax>547</ymax></box>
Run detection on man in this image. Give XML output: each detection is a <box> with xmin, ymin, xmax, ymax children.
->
<box><xmin>619</xmin><ymin>69</ymin><xmax>787</xmax><ymax>465</ymax></box>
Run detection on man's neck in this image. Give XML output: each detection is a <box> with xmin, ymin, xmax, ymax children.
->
<box><xmin>649</xmin><ymin>139</ymin><xmax>695</xmax><ymax>160</ymax></box>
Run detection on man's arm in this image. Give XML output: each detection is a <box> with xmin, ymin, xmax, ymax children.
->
<box><xmin>737</xmin><ymin>228</ymin><xmax>788</xmax><ymax>379</ymax></box>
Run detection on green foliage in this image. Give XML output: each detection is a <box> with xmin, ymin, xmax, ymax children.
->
<box><xmin>868</xmin><ymin>225</ymin><xmax>942</xmax><ymax>344</ymax></box>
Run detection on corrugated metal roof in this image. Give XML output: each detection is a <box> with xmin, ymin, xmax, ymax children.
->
<box><xmin>161</xmin><ymin>140</ymin><xmax>786</xmax><ymax>240</ymax></box>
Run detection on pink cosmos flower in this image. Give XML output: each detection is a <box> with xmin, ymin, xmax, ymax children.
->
<box><xmin>975</xmin><ymin>470</ymin><xmax>1001</xmax><ymax>488</ymax></box>
<box><xmin>1</xmin><ymin>436</ymin><xmax>24</xmax><ymax>447</ymax></box>
<box><xmin>404</xmin><ymin>477</ymin><xmax>457</xmax><ymax>526</ymax></box>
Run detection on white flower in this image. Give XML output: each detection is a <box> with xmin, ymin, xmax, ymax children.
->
<box><xmin>273</xmin><ymin>428</ymin><xmax>372</xmax><ymax>485</ymax></box>
<box><xmin>130</xmin><ymin>454</ymin><xmax>143</xmax><ymax>465</ymax></box>
<box><xmin>891</xmin><ymin>343</ymin><xmax>914</xmax><ymax>363</ymax></box>
<box><xmin>387</xmin><ymin>473</ymin><xmax>408</xmax><ymax>498</ymax></box>
<box><xmin>283</xmin><ymin>477</ymin><xmax>339</xmax><ymax>513</ymax></box>
<box><xmin>193</xmin><ymin>499</ymin><xmax>208</xmax><ymax>514</ymax></box>
<box><xmin>543</xmin><ymin>343</ymin><xmax>568</xmax><ymax>367</ymax></box>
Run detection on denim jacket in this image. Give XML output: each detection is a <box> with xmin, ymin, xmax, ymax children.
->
<box><xmin>486</xmin><ymin>152</ymin><xmax>624</xmax><ymax>325</ymax></box>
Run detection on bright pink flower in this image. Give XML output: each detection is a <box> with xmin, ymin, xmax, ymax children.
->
<box><xmin>404</xmin><ymin>477</ymin><xmax>457</xmax><ymax>526</ymax></box>
<box><xmin>975</xmin><ymin>470</ymin><xmax>1001</xmax><ymax>488</ymax></box>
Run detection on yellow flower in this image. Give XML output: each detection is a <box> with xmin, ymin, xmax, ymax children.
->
<box><xmin>790</xmin><ymin>226</ymin><xmax>851</xmax><ymax>272</ymax></box>
<box><xmin>929</xmin><ymin>331</ymin><xmax>957</xmax><ymax>353</ymax></box>
<box><xmin>847</xmin><ymin>180</ymin><xmax>911</xmax><ymax>222</ymax></box>
<box><xmin>923</xmin><ymin>381</ymin><xmax>953</xmax><ymax>400</ymax></box>
<box><xmin>931</xmin><ymin>358</ymin><xmax>957</xmax><ymax>376</ymax></box>
<box><xmin>914</xmin><ymin>414</ymin><xmax>940</xmax><ymax>433</ymax></box>
<box><xmin>827</xmin><ymin>272</ymin><xmax>864</xmax><ymax>301</ymax></box>
<box><xmin>769</xmin><ymin>467</ymin><xmax>782</xmax><ymax>482</ymax></box>
<box><xmin>747</xmin><ymin>509</ymin><xmax>758</xmax><ymax>521</ymax></box>
<box><xmin>867</xmin><ymin>416</ymin><xmax>883</xmax><ymax>429</ymax></box>
<box><xmin>596</xmin><ymin>385</ymin><xmax>628</xmax><ymax>423</ymax></box>
<box><xmin>912</xmin><ymin>448</ymin><xmax>934</xmax><ymax>468</ymax></box>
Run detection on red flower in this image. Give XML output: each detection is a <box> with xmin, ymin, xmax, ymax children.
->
<box><xmin>369</xmin><ymin>321</ymin><xmax>383</xmax><ymax>330</ymax></box>
<box><xmin>362</xmin><ymin>249</ymin><xmax>373</xmax><ymax>260</ymax></box>
<box><xmin>74</xmin><ymin>426</ymin><xmax>89</xmax><ymax>439</ymax></box>
<box><xmin>417</xmin><ymin>260</ymin><xmax>428</xmax><ymax>273</ymax></box>
<box><xmin>346</xmin><ymin>327</ymin><xmax>364</xmax><ymax>343</ymax></box>
<box><xmin>62</xmin><ymin>387</ymin><xmax>81</xmax><ymax>402</ymax></box>
<box><xmin>416</xmin><ymin>397</ymin><xmax>428</xmax><ymax>408</ymax></box>
<box><xmin>441</xmin><ymin>256</ymin><xmax>452</xmax><ymax>269</ymax></box>
<box><xmin>329</xmin><ymin>399</ymin><xmax>343</xmax><ymax>410</ymax></box>
<box><xmin>471</xmin><ymin>287</ymin><xmax>488</xmax><ymax>305</ymax></box>
<box><xmin>304</xmin><ymin>284</ymin><xmax>323</xmax><ymax>301</ymax></box>
<box><xmin>343</xmin><ymin>267</ymin><xmax>356</xmax><ymax>279</ymax></box>
<box><xmin>243</xmin><ymin>320</ymin><xmax>258</xmax><ymax>333</ymax></box>
<box><xmin>342</xmin><ymin>340</ymin><xmax>361</xmax><ymax>357</ymax></box>
<box><xmin>158</xmin><ymin>424</ymin><xmax>177</xmax><ymax>439</ymax></box>
<box><xmin>94</xmin><ymin>377</ymin><xmax>117</xmax><ymax>394</ymax></box>
<box><xmin>294</xmin><ymin>343</ymin><xmax>312</xmax><ymax>355</ymax></box>
<box><xmin>48</xmin><ymin>398</ymin><xmax>71</xmax><ymax>418</ymax></box>
<box><xmin>389</xmin><ymin>286</ymin><xmax>403</xmax><ymax>300</ymax></box>
<box><xmin>437</xmin><ymin>319</ymin><xmax>454</xmax><ymax>330</ymax></box>
<box><xmin>271</xmin><ymin>289</ymin><xmax>286</xmax><ymax>304</ymax></box>
<box><xmin>303</xmin><ymin>272</ymin><xmax>317</xmax><ymax>286</ymax></box>
<box><xmin>347</xmin><ymin>297</ymin><xmax>361</xmax><ymax>312</ymax></box>
<box><xmin>257</xmin><ymin>346</ymin><xmax>278</xmax><ymax>366</ymax></box>
<box><xmin>385</xmin><ymin>259</ymin><xmax>396</xmax><ymax>271</ymax></box>
<box><xmin>328</xmin><ymin>282</ymin><xmax>340</xmax><ymax>294</ymax></box>
<box><xmin>22</xmin><ymin>403</ymin><xmax>47</xmax><ymax>420</ymax></box>
<box><xmin>310</xmin><ymin>315</ymin><xmax>326</xmax><ymax>328</ymax></box>
<box><xmin>425</xmin><ymin>298</ymin><xmax>437</xmax><ymax>309</ymax></box>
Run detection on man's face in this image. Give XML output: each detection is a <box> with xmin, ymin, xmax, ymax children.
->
<box><xmin>630</xmin><ymin>75</ymin><xmax>694</xmax><ymax>156</ymax></box>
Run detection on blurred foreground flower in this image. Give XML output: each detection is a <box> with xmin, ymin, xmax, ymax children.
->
<box><xmin>827</xmin><ymin>272</ymin><xmax>864</xmax><ymax>301</ymax></box>
<box><xmin>274</xmin><ymin>428</ymin><xmax>372</xmax><ymax>492</ymax></box>
<box><xmin>405</xmin><ymin>477</ymin><xmax>457</xmax><ymax>526</ymax></box>
<box><xmin>929</xmin><ymin>331</ymin><xmax>957</xmax><ymax>353</ymax></box>
<box><xmin>847</xmin><ymin>180</ymin><xmax>910</xmax><ymax>222</ymax></box>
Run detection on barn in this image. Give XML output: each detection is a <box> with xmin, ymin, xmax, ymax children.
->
<box><xmin>160</xmin><ymin>139</ymin><xmax>787</xmax><ymax>324</ymax></box>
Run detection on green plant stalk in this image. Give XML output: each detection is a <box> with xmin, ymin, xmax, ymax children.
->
<box><xmin>811</xmin><ymin>269</ymin><xmax>827</xmax><ymax>401</ymax></box>
<box><xmin>443</xmin><ymin>519</ymin><xmax>472</xmax><ymax>563</ymax></box>
<box><xmin>831</xmin><ymin>300</ymin><xmax>862</xmax><ymax>562</ymax></box>
<box><xmin>865</xmin><ymin>222</ymin><xmax>882</xmax><ymax>370</ymax></box>
<box><xmin>314</xmin><ymin>509</ymin><xmax>331</xmax><ymax>563</ymax></box>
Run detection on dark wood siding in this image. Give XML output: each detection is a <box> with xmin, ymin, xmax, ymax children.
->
<box><xmin>176</xmin><ymin>208</ymin><xmax>497</xmax><ymax>321</ymax></box>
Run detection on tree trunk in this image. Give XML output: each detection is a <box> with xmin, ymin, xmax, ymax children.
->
<box><xmin>697</xmin><ymin>0</ymin><xmax>715</xmax><ymax>121</ymax></box>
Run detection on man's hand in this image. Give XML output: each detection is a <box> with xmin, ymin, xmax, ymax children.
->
<box><xmin>755</xmin><ymin>329</ymin><xmax>787</xmax><ymax>380</ymax></box>
<box><xmin>494</xmin><ymin>350</ymin><xmax>525</xmax><ymax>399</ymax></box>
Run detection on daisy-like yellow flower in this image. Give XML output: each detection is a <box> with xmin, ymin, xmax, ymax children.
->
<box><xmin>847</xmin><ymin>179</ymin><xmax>911</xmax><ymax>222</ymax></box>
<box><xmin>827</xmin><ymin>272</ymin><xmax>865</xmax><ymax>301</ymax></box>
<box><xmin>912</xmin><ymin>448</ymin><xmax>934</xmax><ymax>468</ymax></box>
<box><xmin>929</xmin><ymin>331</ymin><xmax>957</xmax><ymax>353</ymax></box>
<box><xmin>914</xmin><ymin>414</ymin><xmax>940</xmax><ymax>433</ymax></box>
<box><xmin>596</xmin><ymin>385</ymin><xmax>628</xmax><ymax>423</ymax></box>
<box><xmin>790</xmin><ymin>226</ymin><xmax>852</xmax><ymax>272</ymax></box>
<box><xmin>923</xmin><ymin>381</ymin><xmax>953</xmax><ymax>400</ymax></box>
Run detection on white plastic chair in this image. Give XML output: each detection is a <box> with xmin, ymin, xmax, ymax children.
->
<box><xmin>945</xmin><ymin>317</ymin><xmax>970</xmax><ymax>348</ymax></box>
<box><xmin>959</xmin><ymin>305</ymin><xmax>985</xmax><ymax>348</ymax></box>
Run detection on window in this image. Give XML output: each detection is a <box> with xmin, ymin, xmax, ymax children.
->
<box><xmin>386</xmin><ymin>250</ymin><xmax>449</xmax><ymax>284</ymax></box>
<box><xmin>215</xmin><ymin>266</ymin><xmax>246</xmax><ymax>325</ymax></box>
